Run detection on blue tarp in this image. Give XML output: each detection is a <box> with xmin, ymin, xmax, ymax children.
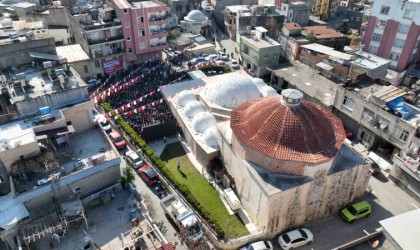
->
<box><xmin>387</xmin><ymin>97</ymin><xmax>413</xmax><ymax>120</ymax></box>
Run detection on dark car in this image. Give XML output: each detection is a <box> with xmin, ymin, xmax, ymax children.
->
<box><xmin>369</xmin><ymin>162</ymin><xmax>381</xmax><ymax>174</ymax></box>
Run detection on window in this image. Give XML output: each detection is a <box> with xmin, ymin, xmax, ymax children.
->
<box><xmin>137</xmin><ymin>16</ymin><xmax>144</xmax><ymax>23</ymax></box>
<box><xmin>404</xmin><ymin>10</ymin><xmax>414</xmax><ymax>19</ymax></box>
<box><xmin>123</xmin><ymin>8</ymin><xmax>128</xmax><ymax>14</ymax></box>
<box><xmin>0</xmin><ymin>173</ymin><xmax>4</xmax><ymax>183</ymax></box>
<box><xmin>125</xmin><ymin>21</ymin><xmax>130</xmax><ymax>28</ymax></box>
<box><xmin>140</xmin><ymin>42</ymin><xmax>146</xmax><ymax>49</ymax></box>
<box><xmin>372</xmin><ymin>33</ymin><xmax>382</xmax><ymax>42</ymax></box>
<box><xmin>389</xmin><ymin>52</ymin><xmax>400</xmax><ymax>61</ymax></box>
<box><xmin>342</xmin><ymin>96</ymin><xmax>355</xmax><ymax>111</ymax></box>
<box><xmin>380</xmin><ymin>6</ymin><xmax>390</xmax><ymax>15</ymax></box>
<box><xmin>362</xmin><ymin>108</ymin><xmax>374</xmax><ymax>122</ymax></box>
<box><xmin>398</xmin><ymin>24</ymin><xmax>409</xmax><ymax>34</ymax></box>
<box><xmin>138</xmin><ymin>29</ymin><xmax>145</xmax><ymax>36</ymax></box>
<box><xmin>376</xmin><ymin>20</ymin><xmax>386</xmax><ymax>29</ymax></box>
<box><xmin>83</xmin><ymin>65</ymin><xmax>89</xmax><ymax>74</ymax></box>
<box><xmin>127</xmin><ymin>35</ymin><xmax>131</xmax><ymax>41</ymax></box>
<box><xmin>396</xmin><ymin>128</ymin><xmax>410</xmax><ymax>142</ymax></box>
<box><xmin>374</xmin><ymin>115</ymin><xmax>389</xmax><ymax>131</ymax></box>
<box><xmin>243</xmin><ymin>44</ymin><xmax>249</xmax><ymax>55</ymax></box>
<box><xmin>394</xmin><ymin>38</ymin><xmax>404</xmax><ymax>48</ymax></box>
<box><xmin>128</xmin><ymin>48</ymin><xmax>133</xmax><ymax>54</ymax></box>
<box><xmin>369</xmin><ymin>46</ymin><xmax>378</xmax><ymax>54</ymax></box>
<box><xmin>94</xmin><ymin>60</ymin><xmax>100</xmax><ymax>68</ymax></box>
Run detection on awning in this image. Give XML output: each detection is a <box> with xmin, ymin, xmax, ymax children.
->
<box><xmin>29</xmin><ymin>51</ymin><xmax>65</xmax><ymax>62</ymax></box>
<box><xmin>158</xmin><ymin>243</ymin><xmax>175</xmax><ymax>250</ymax></box>
<box><xmin>316</xmin><ymin>62</ymin><xmax>334</xmax><ymax>71</ymax></box>
<box><xmin>35</xmin><ymin>125</ymin><xmax>75</xmax><ymax>139</ymax></box>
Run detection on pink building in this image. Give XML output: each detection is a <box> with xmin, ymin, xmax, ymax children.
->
<box><xmin>363</xmin><ymin>0</ymin><xmax>420</xmax><ymax>73</ymax></box>
<box><xmin>113</xmin><ymin>0</ymin><xmax>169</xmax><ymax>64</ymax></box>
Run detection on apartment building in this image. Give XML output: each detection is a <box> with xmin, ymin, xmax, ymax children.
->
<box><xmin>363</xmin><ymin>0</ymin><xmax>420</xmax><ymax>73</ymax></box>
<box><xmin>113</xmin><ymin>0</ymin><xmax>169</xmax><ymax>64</ymax></box>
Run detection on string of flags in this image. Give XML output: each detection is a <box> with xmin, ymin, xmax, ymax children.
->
<box><xmin>104</xmin><ymin>99</ymin><xmax>165</xmax><ymax>118</ymax></box>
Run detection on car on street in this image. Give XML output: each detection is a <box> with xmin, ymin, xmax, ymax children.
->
<box><xmin>108</xmin><ymin>130</ymin><xmax>126</xmax><ymax>149</ymax></box>
<box><xmin>205</xmin><ymin>54</ymin><xmax>218</xmax><ymax>61</ymax></box>
<box><xmin>230</xmin><ymin>59</ymin><xmax>240</xmax><ymax>69</ymax></box>
<box><xmin>278</xmin><ymin>228</ymin><xmax>313</xmax><ymax>250</ymax></box>
<box><xmin>200</xmin><ymin>53</ymin><xmax>209</xmax><ymax>58</ymax></box>
<box><xmin>96</xmin><ymin>115</ymin><xmax>111</xmax><ymax>133</ymax></box>
<box><xmin>213</xmin><ymin>60</ymin><xmax>225</xmax><ymax>65</ymax></box>
<box><xmin>138</xmin><ymin>165</ymin><xmax>159</xmax><ymax>186</ymax></box>
<box><xmin>189</xmin><ymin>57</ymin><xmax>206</xmax><ymax>65</ymax></box>
<box><xmin>340</xmin><ymin>200</ymin><xmax>371</xmax><ymax>222</ymax></box>
<box><xmin>240</xmin><ymin>240</ymin><xmax>273</xmax><ymax>250</ymax></box>
<box><xmin>218</xmin><ymin>51</ymin><xmax>229</xmax><ymax>61</ymax></box>
<box><xmin>125</xmin><ymin>150</ymin><xmax>143</xmax><ymax>169</ymax></box>
<box><xmin>87</xmin><ymin>79</ymin><xmax>101</xmax><ymax>89</ymax></box>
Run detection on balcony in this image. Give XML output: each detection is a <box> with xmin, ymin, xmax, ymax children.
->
<box><xmin>83</xmin><ymin>21</ymin><xmax>122</xmax><ymax>31</ymax></box>
<box><xmin>393</xmin><ymin>152</ymin><xmax>420</xmax><ymax>181</ymax></box>
<box><xmin>88</xmin><ymin>35</ymin><xmax>124</xmax><ymax>45</ymax></box>
<box><xmin>150</xmin><ymin>29</ymin><xmax>168</xmax><ymax>38</ymax></box>
<box><xmin>92</xmin><ymin>47</ymin><xmax>125</xmax><ymax>59</ymax></box>
<box><xmin>150</xmin><ymin>43</ymin><xmax>169</xmax><ymax>51</ymax></box>
<box><xmin>149</xmin><ymin>14</ymin><xmax>167</xmax><ymax>22</ymax></box>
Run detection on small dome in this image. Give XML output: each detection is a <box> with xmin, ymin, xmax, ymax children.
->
<box><xmin>191</xmin><ymin>112</ymin><xmax>216</xmax><ymax>133</ymax></box>
<box><xmin>201</xmin><ymin>73</ymin><xmax>262</xmax><ymax>109</ymax></box>
<box><xmin>185</xmin><ymin>10</ymin><xmax>207</xmax><ymax>22</ymax></box>
<box><xmin>261</xmin><ymin>86</ymin><xmax>278</xmax><ymax>97</ymax></box>
<box><xmin>176</xmin><ymin>90</ymin><xmax>196</xmax><ymax>107</ymax></box>
<box><xmin>202</xmin><ymin>126</ymin><xmax>219</xmax><ymax>149</ymax></box>
<box><xmin>184</xmin><ymin>100</ymin><xmax>206</xmax><ymax>118</ymax></box>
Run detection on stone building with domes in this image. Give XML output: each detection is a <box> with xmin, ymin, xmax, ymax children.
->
<box><xmin>180</xmin><ymin>10</ymin><xmax>211</xmax><ymax>35</ymax></box>
<box><xmin>161</xmin><ymin>72</ymin><xmax>371</xmax><ymax>237</ymax></box>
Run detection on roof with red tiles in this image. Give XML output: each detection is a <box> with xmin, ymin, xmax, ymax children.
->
<box><xmin>283</xmin><ymin>22</ymin><xmax>302</xmax><ymax>31</ymax></box>
<box><xmin>303</xmin><ymin>25</ymin><xmax>344</xmax><ymax>39</ymax></box>
<box><xmin>230</xmin><ymin>95</ymin><xmax>345</xmax><ymax>164</ymax></box>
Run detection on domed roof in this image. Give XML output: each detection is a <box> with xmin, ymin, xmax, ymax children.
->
<box><xmin>231</xmin><ymin>94</ymin><xmax>345</xmax><ymax>164</ymax></box>
<box><xmin>185</xmin><ymin>10</ymin><xmax>207</xmax><ymax>22</ymax></box>
<box><xmin>191</xmin><ymin>112</ymin><xmax>216</xmax><ymax>133</ymax></box>
<box><xmin>202</xmin><ymin>126</ymin><xmax>219</xmax><ymax>149</ymax></box>
<box><xmin>183</xmin><ymin>100</ymin><xmax>206</xmax><ymax>118</ymax></box>
<box><xmin>260</xmin><ymin>85</ymin><xmax>278</xmax><ymax>97</ymax></box>
<box><xmin>201</xmin><ymin>73</ymin><xmax>262</xmax><ymax>109</ymax></box>
<box><xmin>176</xmin><ymin>90</ymin><xmax>196</xmax><ymax>107</ymax></box>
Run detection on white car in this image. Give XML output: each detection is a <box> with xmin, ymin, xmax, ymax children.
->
<box><xmin>230</xmin><ymin>59</ymin><xmax>240</xmax><ymax>69</ymax></box>
<box><xmin>217</xmin><ymin>51</ymin><xmax>229</xmax><ymax>61</ymax></box>
<box><xmin>205</xmin><ymin>54</ymin><xmax>218</xmax><ymax>61</ymax></box>
<box><xmin>125</xmin><ymin>150</ymin><xmax>144</xmax><ymax>169</ymax></box>
<box><xmin>95</xmin><ymin>115</ymin><xmax>111</xmax><ymax>133</ymax></box>
<box><xmin>278</xmin><ymin>228</ymin><xmax>313</xmax><ymax>250</ymax></box>
<box><xmin>240</xmin><ymin>240</ymin><xmax>273</xmax><ymax>250</ymax></box>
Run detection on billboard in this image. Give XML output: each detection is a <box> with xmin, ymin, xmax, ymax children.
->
<box><xmin>103</xmin><ymin>57</ymin><xmax>123</xmax><ymax>74</ymax></box>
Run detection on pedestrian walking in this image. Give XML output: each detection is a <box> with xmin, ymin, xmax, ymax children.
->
<box><xmin>223</xmin><ymin>48</ymin><xmax>226</xmax><ymax>53</ymax></box>
<box><xmin>177</xmin><ymin>160</ymin><xmax>180</xmax><ymax>170</ymax></box>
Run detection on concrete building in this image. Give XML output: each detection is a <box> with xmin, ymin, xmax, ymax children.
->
<box><xmin>210</xmin><ymin>0</ymin><xmax>258</xmax><ymax>28</ymax></box>
<box><xmin>299</xmin><ymin>43</ymin><xmax>390</xmax><ymax>81</ymax></box>
<box><xmin>224</xmin><ymin>4</ymin><xmax>284</xmax><ymax>41</ymax></box>
<box><xmin>314</xmin><ymin>0</ymin><xmax>330</xmax><ymax>18</ymax></box>
<box><xmin>56</xmin><ymin>44</ymin><xmax>92</xmax><ymax>80</ymax></box>
<box><xmin>277</xmin><ymin>1</ymin><xmax>310</xmax><ymax>27</ymax></box>
<box><xmin>113</xmin><ymin>0</ymin><xmax>169</xmax><ymax>64</ymax></box>
<box><xmin>363</xmin><ymin>0</ymin><xmax>420</xmax><ymax>73</ymax></box>
<box><xmin>69</xmin><ymin>5</ymin><xmax>126</xmax><ymax>78</ymax></box>
<box><xmin>279</xmin><ymin>22</ymin><xmax>310</xmax><ymax>61</ymax></box>
<box><xmin>271</xmin><ymin>61</ymin><xmax>420</xmax><ymax>161</ymax></box>
<box><xmin>180</xmin><ymin>10</ymin><xmax>211</xmax><ymax>35</ymax></box>
<box><xmin>329</xmin><ymin>5</ymin><xmax>367</xmax><ymax>33</ymax></box>
<box><xmin>302</xmin><ymin>25</ymin><xmax>348</xmax><ymax>51</ymax></box>
<box><xmin>238</xmin><ymin>27</ymin><xmax>281</xmax><ymax>77</ymax></box>
<box><xmin>161</xmin><ymin>72</ymin><xmax>370</xmax><ymax>237</ymax></box>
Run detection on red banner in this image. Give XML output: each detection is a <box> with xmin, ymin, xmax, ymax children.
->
<box><xmin>103</xmin><ymin>57</ymin><xmax>123</xmax><ymax>74</ymax></box>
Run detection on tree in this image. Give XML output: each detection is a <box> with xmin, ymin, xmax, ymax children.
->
<box><xmin>121</xmin><ymin>167</ymin><xmax>135</xmax><ymax>187</ymax></box>
<box><xmin>264</xmin><ymin>17</ymin><xmax>281</xmax><ymax>41</ymax></box>
<box><xmin>306</xmin><ymin>31</ymin><xmax>316</xmax><ymax>42</ymax></box>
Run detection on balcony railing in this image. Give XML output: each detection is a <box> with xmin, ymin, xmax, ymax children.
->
<box><xmin>83</xmin><ymin>21</ymin><xmax>122</xmax><ymax>31</ymax></box>
<box><xmin>149</xmin><ymin>15</ymin><xmax>167</xmax><ymax>22</ymax></box>
<box><xmin>88</xmin><ymin>35</ymin><xmax>124</xmax><ymax>45</ymax></box>
<box><xmin>150</xmin><ymin>28</ymin><xmax>167</xmax><ymax>34</ymax></box>
<box><xmin>393</xmin><ymin>153</ymin><xmax>420</xmax><ymax>181</ymax></box>
<box><xmin>92</xmin><ymin>48</ymin><xmax>124</xmax><ymax>59</ymax></box>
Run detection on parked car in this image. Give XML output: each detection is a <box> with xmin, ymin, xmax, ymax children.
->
<box><xmin>109</xmin><ymin>130</ymin><xmax>126</xmax><ymax>149</ymax></box>
<box><xmin>340</xmin><ymin>201</ymin><xmax>371</xmax><ymax>222</ymax></box>
<box><xmin>138</xmin><ymin>165</ymin><xmax>159</xmax><ymax>186</ymax></box>
<box><xmin>230</xmin><ymin>59</ymin><xmax>240</xmax><ymax>69</ymax></box>
<box><xmin>218</xmin><ymin>51</ymin><xmax>229</xmax><ymax>61</ymax></box>
<box><xmin>190</xmin><ymin>57</ymin><xmax>206</xmax><ymax>65</ymax></box>
<box><xmin>200</xmin><ymin>53</ymin><xmax>209</xmax><ymax>58</ymax></box>
<box><xmin>213</xmin><ymin>60</ymin><xmax>225</xmax><ymax>65</ymax></box>
<box><xmin>97</xmin><ymin>116</ymin><xmax>112</xmax><ymax>133</ymax></box>
<box><xmin>240</xmin><ymin>240</ymin><xmax>273</xmax><ymax>250</ymax></box>
<box><xmin>87</xmin><ymin>79</ymin><xmax>101</xmax><ymax>89</ymax></box>
<box><xmin>125</xmin><ymin>150</ymin><xmax>143</xmax><ymax>169</ymax></box>
<box><xmin>205</xmin><ymin>54</ymin><xmax>218</xmax><ymax>61</ymax></box>
<box><xmin>369</xmin><ymin>162</ymin><xmax>381</xmax><ymax>174</ymax></box>
<box><xmin>278</xmin><ymin>228</ymin><xmax>313</xmax><ymax>250</ymax></box>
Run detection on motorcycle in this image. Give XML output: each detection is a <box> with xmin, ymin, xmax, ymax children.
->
<box><xmin>155</xmin><ymin>181</ymin><xmax>168</xmax><ymax>199</ymax></box>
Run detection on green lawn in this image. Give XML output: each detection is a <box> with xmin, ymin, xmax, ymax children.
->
<box><xmin>160</xmin><ymin>142</ymin><xmax>248</xmax><ymax>239</ymax></box>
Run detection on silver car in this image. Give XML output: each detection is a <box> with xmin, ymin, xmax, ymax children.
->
<box><xmin>278</xmin><ymin>228</ymin><xmax>313</xmax><ymax>250</ymax></box>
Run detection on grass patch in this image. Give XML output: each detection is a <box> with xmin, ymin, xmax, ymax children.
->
<box><xmin>160</xmin><ymin>142</ymin><xmax>248</xmax><ymax>239</ymax></box>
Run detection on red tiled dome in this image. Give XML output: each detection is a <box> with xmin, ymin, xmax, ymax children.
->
<box><xmin>230</xmin><ymin>95</ymin><xmax>345</xmax><ymax>164</ymax></box>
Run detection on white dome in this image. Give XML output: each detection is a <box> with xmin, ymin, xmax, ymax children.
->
<box><xmin>201</xmin><ymin>73</ymin><xmax>262</xmax><ymax>109</ymax></box>
<box><xmin>191</xmin><ymin>112</ymin><xmax>216</xmax><ymax>133</ymax></box>
<box><xmin>176</xmin><ymin>90</ymin><xmax>196</xmax><ymax>107</ymax></box>
<box><xmin>202</xmin><ymin>126</ymin><xmax>219</xmax><ymax>149</ymax></box>
<box><xmin>252</xmin><ymin>78</ymin><xmax>266</xmax><ymax>88</ymax></box>
<box><xmin>185</xmin><ymin>10</ymin><xmax>207</xmax><ymax>22</ymax></box>
<box><xmin>261</xmin><ymin>85</ymin><xmax>278</xmax><ymax>97</ymax></box>
<box><xmin>183</xmin><ymin>100</ymin><xmax>206</xmax><ymax>118</ymax></box>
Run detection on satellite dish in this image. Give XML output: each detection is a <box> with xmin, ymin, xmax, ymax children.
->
<box><xmin>1</xmin><ymin>143</ymin><xmax>12</xmax><ymax>151</ymax></box>
<box><xmin>0</xmin><ymin>138</ymin><xmax>10</xmax><ymax>144</ymax></box>
<box><xmin>14</xmin><ymin>140</ymin><xmax>22</xmax><ymax>147</ymax></box>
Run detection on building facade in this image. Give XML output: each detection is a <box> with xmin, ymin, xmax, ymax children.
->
<box><xmin>113</xmin><ymin>0</ymin><xmax>169</xmax><ymax>64</ymax></box>
<box><xmin>277</xmin><ymin>1</ymin><xmax>311</xmax><ymax>27</ymax></box>
<box><xmin>363</xmin><ymin>0</ymin><xmax>420</xmax><ymax>73</ymax></box>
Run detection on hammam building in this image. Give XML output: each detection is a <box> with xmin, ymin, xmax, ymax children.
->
<box><xmin>161</xmin><ymin>72</ymin><xmax>371</xmax><ymax>236</ymax></box>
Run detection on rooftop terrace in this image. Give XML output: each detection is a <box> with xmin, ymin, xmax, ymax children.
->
<box><xmin>241</xmin><ymin>32</ymin><xmax>280</xmax><ymax>48</ymax></box>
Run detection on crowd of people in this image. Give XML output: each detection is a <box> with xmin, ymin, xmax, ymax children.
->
<box><xmin>102</xmin><ymin>60</ymin><xmax>188</xmax><ymax>136</ymax></box>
